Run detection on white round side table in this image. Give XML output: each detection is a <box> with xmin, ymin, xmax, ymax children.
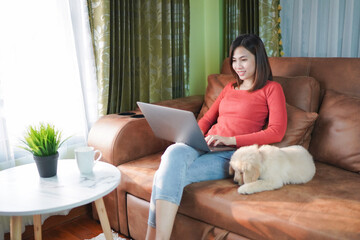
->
<box><xmin>0</xmin><ymin>159</ymin><xmax>120</xmax><ymax>240</ymax></box>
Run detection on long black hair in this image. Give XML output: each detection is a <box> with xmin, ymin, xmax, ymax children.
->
<box><xmin>229</xmin><ymin>34</ymin><xmax>272</xmax><ymax>91</ymax></box>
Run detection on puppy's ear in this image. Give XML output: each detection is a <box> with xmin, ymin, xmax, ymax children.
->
<box><xmin>243</xmin><ymin>164</ymin><xmax>260</xmax><ymax>184</ymax></box>
<box><xmin>249</xmin><ymin>165</ymin><xmax>260</xmax><ymax>182</ymax></box>
<box><xmin>229</xmin><ymin>163</ymin><xmax>234</xmax><ymax>175</ymax></box>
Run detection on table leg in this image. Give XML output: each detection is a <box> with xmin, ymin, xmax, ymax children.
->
<box><xmin>33</xmin><ymin>215</ymin><xmax>42</xmax><ymax>240</ymax></box>
<box><xmin>94</xmin><ymin>197</ymin><xmax>113</xmax><ymax>240</ymax></box>
<box><xmin>10</xmin><ymin>216</ymin><xmax>22</xmax><ymax>240</ymax></box>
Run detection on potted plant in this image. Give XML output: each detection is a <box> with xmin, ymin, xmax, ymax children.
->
<box><xmin>20</xmin><ymin>123</ymin><xmax>70</xmax><ymax>178</ymax></box>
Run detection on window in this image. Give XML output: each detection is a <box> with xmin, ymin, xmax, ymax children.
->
<box><xmin>0</xmin><ymin>0</ymin><xmax>97</xmax><ymax>169</ymax></box>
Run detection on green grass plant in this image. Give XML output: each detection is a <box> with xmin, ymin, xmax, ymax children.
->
<box><xmin>20</xmin><ymin>123</ymin><xmax>70</xmax><ymax>157</ymax></box>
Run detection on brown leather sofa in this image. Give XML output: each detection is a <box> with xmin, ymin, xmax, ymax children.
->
<box><xmin>88</xmin><ymin>57</ymin><xmax>360</xmax><ymax>240</ymax></box>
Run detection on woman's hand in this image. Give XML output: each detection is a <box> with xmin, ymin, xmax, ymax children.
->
<box><xmin>205</xmin><ymin>135</ymin><xmax>236</xmax><ymax>147</ymax></box>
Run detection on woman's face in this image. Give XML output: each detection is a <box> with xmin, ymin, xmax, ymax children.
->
<box><xmin>232</xmin><ymin>46</ymin><xmax>256</xmax><ymax>82</ymax></box>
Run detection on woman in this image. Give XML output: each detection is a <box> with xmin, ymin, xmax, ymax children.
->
<box><xmin>146</xmin><ymin>34</ymin><xmax>287</xmax><ymax>240</ymax></box>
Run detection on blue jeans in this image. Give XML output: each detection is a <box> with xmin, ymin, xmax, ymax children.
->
<box><xmin>148</xmin><ymin>143</ymin><xmax>235</xmax><ymax>227</ymax></box>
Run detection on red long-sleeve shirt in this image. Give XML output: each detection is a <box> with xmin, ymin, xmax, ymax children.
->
<box><xmin>198</xmin><ymin>80</ymin><xmax>287</xmax><ymax>148</ymax></box>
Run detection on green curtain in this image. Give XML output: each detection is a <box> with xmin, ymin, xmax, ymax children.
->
<box><xmin>87</xmin><ymin>0</ymin><xmax>111</xmax><ymax>116</ymax></box>
<box><xmin>259</xmin><ymin>0</ymin><xmax>283</xmax><ymax>57</ymax></box>
<box><xmin>223</xmin><ymin>0</ymin><xmax>259</xmax><ymax>58</ymax></box>
<box><xmin>223</xmin><ymin>0</ymin><xmax>283</xmax><ymax>58</ymax></box>
<box><xmin>107</xmin><ymin>0</ymin><xmax>190</xmax><ymax>114</ymax></box>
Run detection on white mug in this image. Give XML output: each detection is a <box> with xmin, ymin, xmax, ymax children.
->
<box><xmin>75</xmin><ymin>146</ymin><xmax>102</xmax><ymax>174</ymax></box>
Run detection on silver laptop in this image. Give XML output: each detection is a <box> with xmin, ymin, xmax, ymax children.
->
<box><xmin>137</xmin><ymin>102</ymin><xmax>236</xmax><ymax>152</ymax></box>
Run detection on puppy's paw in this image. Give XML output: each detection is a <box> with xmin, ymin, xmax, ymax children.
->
<box><xmin>237</xmin><ymin>185</ymin><xmax>255</xmax><ymax>195</ymax></box>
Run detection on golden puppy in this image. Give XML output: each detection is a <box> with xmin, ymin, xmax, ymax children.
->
<box><xmin>229</xmin><ymin>144</ymin><xmax>316</xmax><ymax>194</ymax></box>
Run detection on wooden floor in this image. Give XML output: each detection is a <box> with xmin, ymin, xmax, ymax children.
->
<box><xmin>4</xmin><ymin>205</ymin><xmax>131</xmax><ymax>240</ymax></box>
<box><xmin>34</xmin><ymin>214</ymin><xmax>105</xmax><ymax>240</ymax></box>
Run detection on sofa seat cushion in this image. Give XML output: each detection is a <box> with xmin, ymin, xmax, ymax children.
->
<box><xmin>118</xmin><ymin>155</ymin><xmax>360</xmax><ymax>240</ymax></box>
<box><xmin>118</xmin><ymin>152</ymin><xmax>161</xmax><ymax>201</ymax></box>
<box><xmin>180</xmin><ymin>161</ymin><xmax>360</xmax><ymax>240</ymax></box>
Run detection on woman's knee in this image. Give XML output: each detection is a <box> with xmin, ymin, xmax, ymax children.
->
<box><xmin>158</xmin><ymin>146</ymin><xmax>185</xmax><ymax>174</ymax></box>
<box><xmin>163</xmin><ymin>143</ymin><xmax>195</xmax><ymax>158</ymax></box>
<box><xmin>161</xmin><ymin>143</ymin><xmax>198</xmax><ymax>168</ymax></box>
<box><xmin>154</xmin><ymin>144</ymin><xmax>199</xmax><ymax>184</ymax></box>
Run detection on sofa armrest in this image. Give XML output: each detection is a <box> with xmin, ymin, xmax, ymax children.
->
<box><xmin>151</xmin><ymin>95</ymin><xmax>204</xmax><ymax>118</ymax></box>
<box><xmin>88</xmin><ymin>95</ymin><xmax>204</xmax><ymax>166</ymax></box>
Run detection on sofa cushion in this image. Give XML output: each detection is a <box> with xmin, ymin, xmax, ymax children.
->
<box><xmin>180</xmin><ymin>162</ymin><xmax>360</xmax><ymax>240</ymax></box>
<box><xmin>309</xmin><ymin>90</ymin><xmax>360</xmax><ymax>173</ymax></box>
<box><xmin>118</xmin><ymin>154</ymin><xmax>360</xmax><ymax>240</ymax></box>
<box><xmin>272</xmin><ymin>103</ymin><xmax>318</xmax><ymax>148</ymax></box>
<box><xmin>118</xmin><ymin>153</ymin><xmax>161</xmax><ymax>201</ymax></box>
<box><xmin>273</xmin><ymin>76</ymin><xmax>320</xmax><ymax>112</ymax></box>
<box><xmin>197</xmin><ymin>74</ymin><xmax>235</xmax><ymax>121</ymax></box>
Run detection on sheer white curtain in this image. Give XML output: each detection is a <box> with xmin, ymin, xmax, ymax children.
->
<box><xmin>0</xmin><ymin>0</ymin><xmax>98</xmax><ymax>170</ymax></box>
<box><xmin>0</xmin><ymin>0</ymin><xmax>97</xmax><ymax>236</ymax></box>
<box><xmin>280</xmin><ymin>0</ymin><xmax>360</xmax><ymax>57</ymax></box>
